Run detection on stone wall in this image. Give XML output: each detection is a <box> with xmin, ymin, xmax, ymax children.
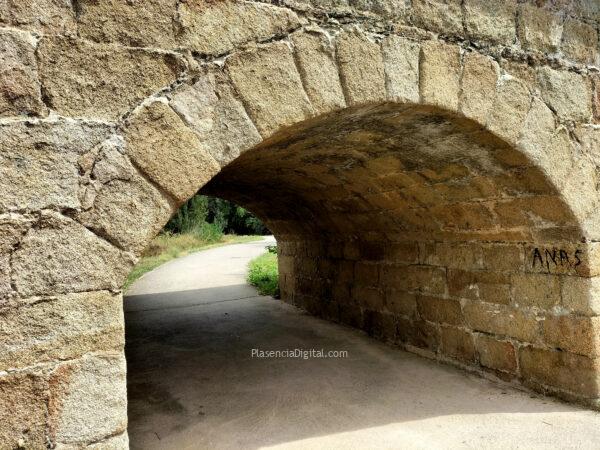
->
<box><xmin>1</xmin><ymin>0</ymin><xmax>599</xmax><ymax>447</ymax></box>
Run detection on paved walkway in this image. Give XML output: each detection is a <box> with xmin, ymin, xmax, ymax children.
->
<box><xmin>125</xmin><ymin>237</ymin><xmax>600</xmax><ymax>449</ymax></box>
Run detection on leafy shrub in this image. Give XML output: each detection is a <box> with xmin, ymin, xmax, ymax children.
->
<box><xmin>192</xmin><ymin>221</ymin><xmax>223</xmax><ymax>243</ymax></box>
<box><xmin>247</xmin><ymin>252</ymin><xmax>279</xmax><ymax>297</ymax></box>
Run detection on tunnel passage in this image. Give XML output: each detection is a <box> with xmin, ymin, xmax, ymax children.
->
<box><xmin>204</xmin><ymin>103</ymin><xmax>598</xmax><ymax>405</ymax></box>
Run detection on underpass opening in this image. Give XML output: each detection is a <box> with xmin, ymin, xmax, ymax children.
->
<box><xmin>201</xmin><ymin>102</ymin><xmax>598</xmax><ymax>406</ymax></box>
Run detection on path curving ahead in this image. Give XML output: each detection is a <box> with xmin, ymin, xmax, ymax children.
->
<box><xmin>125</xmin><ymin>237</ymin><xmax>600</xmax><ymax>450</ymax></box>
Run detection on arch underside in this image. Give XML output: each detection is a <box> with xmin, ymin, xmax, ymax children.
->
<box><xmin>204</xmin><ymin>103</ymin><xmax>599</xmax><ymax>405</ymax></box>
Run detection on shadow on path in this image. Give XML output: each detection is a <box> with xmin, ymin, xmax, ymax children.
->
<box><xmin>126</xmin><ymin>286</ymin><xmax>600</xmax><ymax>450</ymax></box>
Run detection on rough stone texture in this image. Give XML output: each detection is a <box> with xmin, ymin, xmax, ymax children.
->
<box><xmin>419</xmin><ymin>41</ymin><xmax>461</xmax><ymax>111</ymax></box>
<box><xmin>519</xmin><ymin>346</ymin><xmax>600</xmax><ymax>398</ymax></box>
<box><xmin>538</xmin><ymin>67</ymin><xmax>593</xmax><ymax>122</ymax></box>
<box><xmin>0</xmin><ymin>121</ymin><xmax>111</xmax><ymax>212</ymax></box>
<box><xmin>76</xmin><ymin>137</ymin><xmax>173</xmax><ymax>254</ymax></box>
<box><xmin>226</xmin><ymin>42</ymin><xmax>314</xmax><ymax>137</ymax></box>
<box><xmin>178</xmin><ymin>0</ymin><xmax>300</xmax><ymax>56</ymax></box>
<box><xmin>561</xmin><ymin>19</ymin><xmax>599</xmax><ymax>65</ymax></box>
<box><xmin>486</xmin><ymin>76</ymin><xmax>531</xmax><ymax>143</ymax></box>
<box><xmin>86</xmin><ymin>433</ymin><xmax>129</xmax><ymax>449</ymax></box>
<box><xmin>37</xmin><ymin>37</ymin><xmax>186</xmax><ymax>121</ymax></box>
<box><xmin>562</xmin><ymin>276</ymin><xmax>600</xmax><ymax>316</ymax></box>
<box><xmin>512</xmin><ymin>273</ymin><xmax>560</xmax><ymax>310</ymax></box>
<box><xmin>440</xmin><ymin>326</ymin><xmax>476</xmax><ymax>363</ymax></box>
<box><xmin>49</xmin><ymin>354</ymin><xmax>127</xmax><ymax>445</ymax></box>
<box><xmin>464</xmin><ymin>0</ymin><xmax>517</xmax><ymax>45</ymax></box>
<box><xmin>517</xmin><ymin>4</ymin><xmax>563</xmax><ymax>52</ymax></box>
<box><xmin>475</xmin><ymin>334</ymin><xmax>517</xmax><ymax>373</ymax></box>
<box><xmin>0</xmin><ymin>29</ymin><xmax>45</xmax><ymax>118</ymax></box>
<box><xmin>336</xmin><ymin>29</ymin><xmax>386</xmax><ymax>105</ymax></box>
<box><xmin>459</xmin><ymin>52</ymin><xmax>499</xmax><ymax>124</ymax></box>
<box><xmin>0</xmin><ymin>371</ymin><xmax>47</xmax><ymax>448</ymax></box>
<box><xmin>463</xmin><ymin>301</ymin><xmax>539</xmax><ymax>343</ymax></box>
<box><xmin>411</xmin><ymin>0</ymin><xmax>463</xmax><ymax>36</ymax></box>
<box><xmin>0</xmin><ymin>0</ymin><xmax>76</xmax><ymax>34</ymax></box>
<box><xmin>543</xmin><ymin>315</ymin><xmax>600</xmax><ymax>357</ymax></box>
<box><xmin>124</xmin><ymin>101</ymin><xmax>221</xmax><ymax>203</ymax></box>
<box><xmin>12</xmin><ymin>212</ymin><xmax>133</xmax><ymax>297</ymax></box>
<box><xmin>382</xmin><ymin>35</ymin><xmax>420</xmax><ymax>104</ymax></box>
<box><xmin>1</xmin><ymin>291</ymin><xmax>124</xmax><ymax>370</ymax></box>
<box><xmin>170</xmin><ymin>67</ymin><xmax>262</xmax><ymax>166</ymax></box>
<box><xmin>292</xmin><ymin>30</ymin><xmax>347</xmax><ymax>114</ymax></box>
<box><xmin>77</xmin><ymin>0</ymin><xmax>177</xmax><ymax>48</ymax></box>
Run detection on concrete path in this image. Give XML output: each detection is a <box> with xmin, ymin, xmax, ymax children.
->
<box><xmin>125</xmin><ymin>237</ymin><xmax>600</xmax><ymax>450</ymax></box>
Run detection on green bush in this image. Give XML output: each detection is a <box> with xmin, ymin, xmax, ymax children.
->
<box><xmin>247</xmin><ymin>251</ymin><xmax>279</xmax><ymax>297</ymax></box>
<box><xmin>166</xmin><ymin>195</ymin><xmax>209</xmax><ymax>234</ymax></box>
<box><xmin>192</xmin><ymin>221</ymin><xmax>223</xmax><ymax>243</ymax></box>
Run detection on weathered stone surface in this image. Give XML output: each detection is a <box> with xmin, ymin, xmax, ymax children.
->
<box><xmin>0</xmin><ymin>120</ymin><xmax>111</xmax><ymax>212</ymax></box>
<box><xmin>336</xmin><ymin>29</ymin><xmax>386</xmax><ymax>106</ymax></box>
<box><xmin>519</xmin><ymin>346</ymin><xmax>600</xmax><ymax>398</ymax></box>
<box><xmin>538</xmin><ymin>67</ymin><xmax>593</xmax><ymax>122</ymax></box>
<box><xmin>517</xmin><ymin>4</ymin><xmax>562</xmax><ymax>52</ymax></box>
<box><xmin>426</xmin><ymin>242</ymin><xmax>482</xmax><ymax>270</ymax></box>
<box><xmin>38</xmin><ymin>37</ymin><xmax>186</xmax><ymax>121</ymax></box>
<box><xmin>517</xmin><ymin>98</ymin><xmax>557</xmax><ymax>171</ymax></box>
<box><xmin>292</xmin><ymin>30</ymin><xmax>347</xmax><ymax>114</ymax></box>
<box><xmin>419</xmin><ymin>41</ymin><xmax>461</xmax><ymax>111</ymax></box>
<box><xmin>0</xmin><ymin>213</ymin><xmax>32</xmax><ymax>253</ymax></box>
<box><xmin>77</xmin><ymin>0</ymin><xmax>177</xmax><ymax>48</ymax></box>
<box><xmin>459</xmin><ymin>52</ymin><xmax>499</xmax><ymax>124</ymax></box>
<box><xmin>86</xmin><ymin>432</ymin><xmax>129</xmax><ymax>449</ymax></box>
<box><xmin>124</xmin><ymin>101</ymin><xmax>220</xmax><ymax>203</ymax></box>
<box><xmin>0</xmin><ymin>29</ymin><xmax>45</xmax><ymax>118</ymax></box>
<box><xmin>512</xmin><ymin>273</ymin><xmax>560</xmax><ymax>310</ymax></box>
<box><xmin>352</xmin><ymin>0</ymin><xmax>406</xmax><ymax>17</ymax></box>
<box><xmin>595</xmin><ymin>77</ymin><xmax>600</xmax><ymax>123</ymax></box>
<box><xmin>542</xmin><ymin>315</ymin><xmax>600</xmax><ymax>357</ymax></box>
<box><xmin>562</xmin><ymin>276</ymin><xmax>600</xmax><ymax>316</ymax></box>
<box><xmin>480</xmin><ymin>244</ymin><xmax>524</xmax><ymax>272</ymax></box>
<box><xmin>411</xmin><ymin>0</ymin><xmax>463</xmax><ymax>36</ymax></box>
<box><xmin>0</xmin><ymin>371</ymin><xmax>47</xmax><ymax>448</ymax></box>
<box><xmin>170</xmin><ymin>68</ymin><xmax>262</xmax><ymax>166</ymax></box>
<box><xmin>0</xmin><ymin>0</ymin><xmax>76</xmax><ymax>34</ymax></box>
<box><xmin>0</xmin><ymin>254</ymin><xmax>10</xmax><ymax>299</ymax></box>
<box><xmin>447</xmin><ymin>270</ymin><xmax>511</xmax><ymax>305</ymax></box>
<box><xmin>440</xmin><ymin>326</ymin><xmax>476</xmax><ymax>363</ymax></box>
<box><xmin>417</xmin><ymin>295</ymin><xmax>463</xmax><ymax>325</ymax></box>
<box><xmin>382</xmin><ymin>35</ymin><xmax>420</xmax><ymax>104</ymax></box>
<box><xmin>463</xmin><ymin>301</ymin><xmax>539</xmax><ymax>342</ymax></box>
<box><xmin>12</xmin><ymin>213</ymin><xmax>133</xmax><ymax>296</ymax></box>
<box><xmin>475</xmin><ymin>334</ymin><xmax>517</xmax><ymax>373</ymax></box>
<box><xmin>382</xmin><ymin>265</ymin><xmax>446</xmax><ymax>295</ymax></box>
<box><xmin>49</xmin><ymin>354</ymin><xmax>127</xmax><ymax>445</ymax></box>
<box><xmin>178</xmin><ymin>0</ymin><xmax>300</xmax><ymax>56</ymax></box>
<box><xmin>0</xmin><ymin>291</ymin><xmax>124</xmax><ymax>370</ymax></box>
<box><xmin>486</xmin><ymin>76</ymin><xmax>531</xmax><ymax>143</ymax></box>
<box><xmin>226</xmin><ymin>42</ymin><xmax>314</xmax><ymax>137</ymax></box>
<box><xmin>76</xmin><ymin>137</ymin><xmax>173</xmax><ymax>254</ymax></box>
<box><xmin>561</xmin><ymin>19</ymin><xmax>599</xmax><ymax>65</ymax></box>
<box><xmin>464</xmin><ymin>0</ymin><xmax>517</xmax><ymax>45</ymax></box>
<box><xmin>385</xmin><ymin>289</ymin><xmax>417</xmax><ymax>316</ymax></box>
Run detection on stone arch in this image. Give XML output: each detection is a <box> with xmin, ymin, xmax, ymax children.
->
<box><xmin>1</xmin><ymin>1</ymin><xmax>600</xmax><ymax>447</ymax></box>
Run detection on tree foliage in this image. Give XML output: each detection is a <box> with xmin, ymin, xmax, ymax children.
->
<box><xmin>165</xmin><ymin>195</ymin><xmax>270</xmax><ymax>236</ymax></box>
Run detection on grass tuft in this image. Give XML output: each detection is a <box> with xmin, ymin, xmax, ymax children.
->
<box><xmin>247</xmin><ymin>251</ymin><xmax>279</xmax><ymax>297</ymax></box>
